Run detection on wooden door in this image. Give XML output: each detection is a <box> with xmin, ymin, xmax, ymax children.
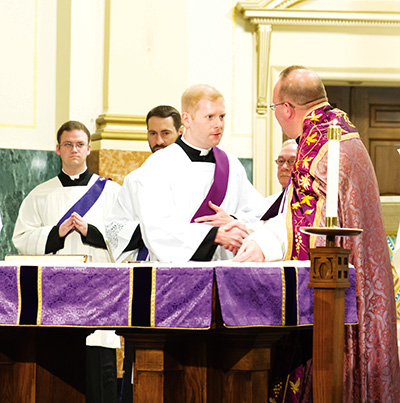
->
<box><xmin>326</xmin><ymin>86</ymin><xmax>400</xmax><ymax>196</ymax></box>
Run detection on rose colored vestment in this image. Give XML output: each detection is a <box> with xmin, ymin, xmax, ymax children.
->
<box><xmin>285</xmin><ymin>103</ymin><xmax>400</xmax><ymax>402</ymax></box>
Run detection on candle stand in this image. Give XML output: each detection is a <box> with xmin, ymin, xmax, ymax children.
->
<box><xmin>300</xmin><ymin>226</ymin><xmax>361</xmax><ymax>403</ymax></box>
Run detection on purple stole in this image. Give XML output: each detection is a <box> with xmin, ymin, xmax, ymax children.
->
<box><xmin>288</xmin><ymin>105</ymin><xmax>358</xmax><ymax>260</ymax></box>
<box><xmin>260</xmin><ymin>177</ymin><xmax>291</xmax><ymax>221</ymax></box>
<box><xmin>190</xmin><ymin>147</ymin><xmax>230</xmax><ymax>222</ymax></box>
<box><xmin>137</xmin><ymin>245</ymin><xmax>148</xmax><ymax>261</ymax></box>
<box><xmin>57</xmin><ymin>176</ymin><xmax>109</xmax><ymax>225</ymax></box>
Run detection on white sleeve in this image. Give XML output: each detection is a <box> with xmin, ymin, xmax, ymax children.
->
<box><xmin>12</xmin><ymin>193</ymin><xmax>52</xmax><ymax>254</ymax></box>
<box><xmin>246</xmin><ymin>213</ymin><xmax>288</xmax><ymax>261</ymax></box>
<box><xmin>244</xmin><ymin>190</ymin><xmax>289</xmax><ymax>262</ymax></box>
<box><xmin>105</xmin><ymin>174</ymin><xmax>141</xmax><ymax>262</ymax></box>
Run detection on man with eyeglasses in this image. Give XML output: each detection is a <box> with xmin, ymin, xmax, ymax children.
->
<box><xmin>13</xmin><ymin>120</ymin><xmax>121</xmax><ymax>261</ymax></box>
<box><xmin>226</xmin><ymin>65</ymin><xmax>399</xmax><ymax>401</ymax></box>
<box><xmin>275</xmin><ymin>139</ymin><xmax>297</xmax><ymax>188</ymax></box>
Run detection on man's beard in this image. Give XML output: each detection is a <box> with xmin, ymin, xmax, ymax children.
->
<box><xmin>152</xmin><ymin>144</ymin><xmax>166</xmax><ymax>153</ymax></box>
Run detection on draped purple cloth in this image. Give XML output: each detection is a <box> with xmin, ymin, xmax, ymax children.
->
<box><xmin>41</xmin><ymin>265</ymin><xmax>131</xmax><ymax>326</ymax></box>
<box><xmin>0</xmin><ymin>265</ymin><xmax>19</xmax><ymax>325</ymax></box>
<box><xmin>190</xmin><ymin>147</ymin><xmax>229</xmax><ymax>222</ymax></box>
<box><xmin>0</xmin><ymin>262</ymin><xmax>357</xmax><ymax>329</ymax></box>
<box><xmin>215</xmin><ymin>265</ymin><xmax>357</xmax><ymax>327</ymax></box>
<box><xmin>215</xmin><ymin>266</ymin><xmax>285</xmax><ymax>326</ymax></box>
<box><xmin>154</xmin><ymin>266</ymin><xmax>214</xmax><ymax>328</ymax></box>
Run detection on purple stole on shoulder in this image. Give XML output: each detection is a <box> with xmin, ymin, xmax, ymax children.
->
<box><xmin>190</xmin><ymin>147</ymin><xmax>230</xmax><ymax>222</ymax></box>
<box><xmin>57</xmin><ymin>177</ymin><xmax>109</xmax><ymax>225</ymax></box>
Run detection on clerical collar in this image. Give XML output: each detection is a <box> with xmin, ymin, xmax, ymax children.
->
<box><xmin>62</xmin><ymin>168</ymin><xmax>87</xmax><ymax>180</ymax></box>
<box><xmin>176</xmin><ymin>136</ymin><xmax>215</xmax><ymax>163</ymax></box>
<box><xmin>181</xmin><ymin>136</ymin><xmax>212</xmax><ymax>156</ymax></box>
<box><xmin>58</xmin><ymin>169</ymin><xmax>93</xmax><ymax>187</ymax></box>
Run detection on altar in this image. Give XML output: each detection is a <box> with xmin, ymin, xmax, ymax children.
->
<box><xmin>0</xmin><ymin>260</ymin><xmax>357</xmax><ymax>402</ymax></box>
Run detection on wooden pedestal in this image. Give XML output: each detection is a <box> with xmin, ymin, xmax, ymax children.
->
<box><xmin>309</xmin><ymin>246</ymin><xmax>350</xmax><ymax>403</ymax></box>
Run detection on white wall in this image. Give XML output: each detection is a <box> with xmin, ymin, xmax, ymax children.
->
<box><xmin>0</xmin><ymin>0</ymin><xmax>57</xmax><ymax>151</ymax></box>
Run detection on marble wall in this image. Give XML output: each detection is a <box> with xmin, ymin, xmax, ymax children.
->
<box><xmin>0</xmin><ymin>149</ymin><xmax>61</xmax><ymax>259</ymax></box>
<box><xmin>88</xmin><ymin>149</ymin><xmax>151</xmax><ymax>185</ymax></box>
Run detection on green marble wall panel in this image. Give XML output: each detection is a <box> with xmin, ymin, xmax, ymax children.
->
<box><xmin>0</xmin><ymin>149</ymin><xmax>61</xmax><ymax>259</ymax></box>
<box><xmin>239</xmin><ymin>158</ymin><xmax>253</xmax><ymax>184</ymax></box>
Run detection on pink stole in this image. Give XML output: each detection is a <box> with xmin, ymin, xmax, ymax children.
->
<box><xmin>190</xmin><ymin>147</ymin><xmax>230</xmax><ymax>222</ymax></box>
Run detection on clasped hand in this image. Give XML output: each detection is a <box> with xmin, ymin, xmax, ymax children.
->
<box><xmin>214</xmin><ymin>220</ymin><xmax>248</xmax><ymax>255</ymax></box>
<box><xmin>58</xmin><ymin>212</ymin><xmax>88</xmax><ymax>237</ymax></box>
<box><xmin>194</xmin><ymin>201</ymin><xmax>234</xmax><ymax>226</ymax></box>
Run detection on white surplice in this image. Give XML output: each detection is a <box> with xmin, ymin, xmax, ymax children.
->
<box><xmin>12</xmin><ymin>174</ymin><xmax>121</xmax><ymax>262</ymax></box>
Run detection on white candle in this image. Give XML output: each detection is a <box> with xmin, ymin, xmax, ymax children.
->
<box><xmin>325</xmin><ymin>122</ymin><xmax>341</xmax><ymax>225</ymax></box>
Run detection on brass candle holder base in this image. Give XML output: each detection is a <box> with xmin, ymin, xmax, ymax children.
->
<box><xmin>300</xmin><ymin>226</ymin><xmax>362</xmax><ymax>247</ymax></box>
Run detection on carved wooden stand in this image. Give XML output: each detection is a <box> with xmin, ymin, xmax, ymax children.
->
<box><xmin>301</xmin><ymin>227</ymin><xmax>361</xmax><ymax>403</ymax></box>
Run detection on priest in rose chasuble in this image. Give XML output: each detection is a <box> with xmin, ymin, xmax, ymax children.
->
<box><xmin>230</xmin><ymin>66</ymin><xmax>400</xmax><ymax>402</ymax></box>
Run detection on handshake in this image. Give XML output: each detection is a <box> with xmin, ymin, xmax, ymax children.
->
<box><xmin>193</xmin><ymin>201</ymin><xmax>265</xmax><ymax>262</ymax></box>
<box><xmin>215</xmin><ymin>220</ymin><xmax>265</xmax><ymax>263</ymax></box>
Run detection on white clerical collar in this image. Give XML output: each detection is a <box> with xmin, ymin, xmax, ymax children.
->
<box><xmin>181</xmin><ymin>136</ymin><xmax>212</xmax><ymax>156</ymax></box>
<box><xmin>62</xmin><ymin>168</ymin><xmax>86</xmax><ymax>180</ymax></box>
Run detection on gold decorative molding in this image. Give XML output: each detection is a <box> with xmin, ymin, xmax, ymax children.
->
<box><xmin>93</xmin><ymin>113</ymin><xmax>147</xmax><ymax>141</ymax></box>
<box><xmin>236</xmin><ymin>7</ymin><xmax>400</xmax><ymax>28</ymax></box>
<box><xmin>256</xmin><ymin>24</ymin><xmax>272</xmax><ymax>115</ymax></box>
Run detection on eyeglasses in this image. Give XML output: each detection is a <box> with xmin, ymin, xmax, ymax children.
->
<box><xmin>275</xmin><ymin>158</ymin><xmax>296</xmax><ymax>167</ymax></box>
<box><xmin>60</xmin><ymin>142</ymin><xmax>88</xmax><ymax>150</ymax></box>
<box><xmin>269</xmin><ymin>102</ymin><xmax>296</xmax><ymax>112</ymax></box>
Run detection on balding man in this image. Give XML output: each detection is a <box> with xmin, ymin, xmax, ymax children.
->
<box><xmin>228</xmin><ymin>65</ymin><xmax>399</xmax><ymax>401</ymax></box>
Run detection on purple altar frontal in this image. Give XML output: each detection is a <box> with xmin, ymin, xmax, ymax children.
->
<box><xmin>0</xmin><ymin>261</ymin><xmax>357</xmax><ymax>329</ymax></box>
